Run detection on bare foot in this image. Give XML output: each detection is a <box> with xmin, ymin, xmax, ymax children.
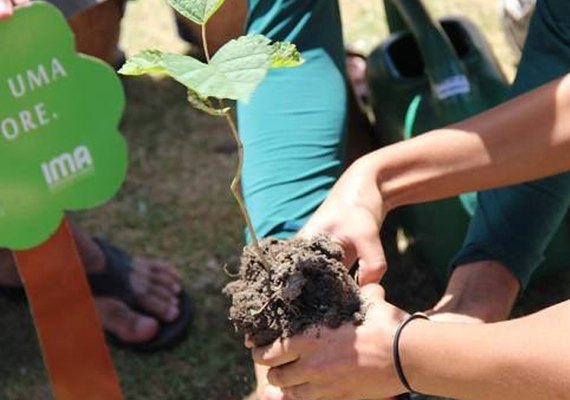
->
<box><xmin>93</xmin><ymin>256</ymin><xmax>183</xmax><ymax>344</ymax></box>
<box><xmin>0</xmin><ymin>231</ymin><xmax>185</xmax><ymax>345</ymax></box>
<box><xmin>71</xmin><ymin>223</ymin><xmax>184</xmax><ymax>344</ymax></box>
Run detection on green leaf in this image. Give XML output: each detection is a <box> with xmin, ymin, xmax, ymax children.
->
<box><xmin>119</xmin><ymin>50</ymin><xmax>215</xmax><ymax>98</ymax></box>
<box><xmin>187</xmin><ymin>90</ymin><xmax>229</xmax><ymax>116</ymax></box>
<box><xmin>120</xmin><ymin>36</ymin><xmax>273</xmax><ymax>103</ymax></box>
<box><xmin>208</xmin><ymin>35</ymin><xmax>272</xmax><ymax>102</ymax></box>
<box><xmin>270</xmin><ymin>42</ymin><xmax>304</xmax><ymax>68</ymax></box>
<box><xmin>118</xmin><ymin>49</ymin><xmax>206</xmax><ymax>77</ymax></box>
<box><xmin>119</xmin><ymin>36</ymin><xmax>305</xmax><ymax>108</ymax></box>
<box><xmin>167</xmin><ymin>0</ymin><xmax>226</xmax><ymax>25</ymax></box>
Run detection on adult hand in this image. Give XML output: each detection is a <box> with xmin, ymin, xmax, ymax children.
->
<box><xmin>300</xmin><ymin>155</ymin><xmax>388</xmax><ymax>285</ymax></box>
<box><xmin>252</xmin><ymin>284</ymin><xmax>409</xmax><ymax>400</ymax></box>
<box><xmin>0</xmin><ymin>0</ymin><xmax>29</xmax><ymax>19</ymax></box>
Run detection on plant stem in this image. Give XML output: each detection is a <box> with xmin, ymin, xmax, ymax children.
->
<box><xmin>201</xmin><ymin>23</ymin><xmax>211</xmax><ymax>63</ymax></box>
<box><xmin>200</xmin><ymin>22</ymin><xmax>271</xmax><ymax>269</ymax></box>
<box><xmin>223</xmin><ymin>111</ymin><xmax>269</xmax><ymax>261</ymax></box>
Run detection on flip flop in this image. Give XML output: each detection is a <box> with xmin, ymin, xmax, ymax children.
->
<box><xmin>0</xmin><ymin>239</ymin><xmax>193</xmax><ymax>353</ymax></box>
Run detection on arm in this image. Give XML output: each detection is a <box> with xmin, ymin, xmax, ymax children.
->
<box><xmin>254</xmin><ymin>284</ymin><xmax>570</xmax><ymax>400</ymax></box>
<box><xmin>302</xmin><ymin>73</ymin><xmax>570</xmax><ymax>282</ymax></box>
<box><xmin>451</xmin><ymin>0</ymin><xmax>570</xmax><ymax>290</ymax></box>
<box><xmin>376</xmin><ymin>73</ymin><xmax>570</xmax><ymax>210</ymax></box>
<box><xmin>403</xmin><ymin>299</ymin><xmax>570</xmax><ymax>399</ymax></box>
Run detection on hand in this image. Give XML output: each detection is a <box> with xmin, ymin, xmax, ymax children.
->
<box><xmin>426</xmin><ymin>260</ymin><xmax>519</xmax><ymax>324</ymax></box>
<box><xmin>300</xmin><ymin>155</ymin><xmax>388</xmax><ymax>285</ymax></box>
<box><xmin>0</xmin><ymin>0</ymin><xmax>29</xmax><ymax>19</ymax></box>
<box><xmin>252</xmin><ymin>284</ymin><xmax>409</xmax><ymax>400</ymax></box>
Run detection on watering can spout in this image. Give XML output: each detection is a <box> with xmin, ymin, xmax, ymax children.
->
<box><xmin>386</xmin><ymin>0</ymin><xmax>459</xmax><ymax>72</ymax></box>
<box><xmin>383</xmin><ymin>0</ymin><xmax>488</xmax><ymax>125</ymax></box>
<box><xmin>366</xmin><ymin>0</ymin><xmax>510</xmax><ymax>281</ymax></box>
<box><xmin>370</xmin><ymin>0</ymin><xmax>509</xmax><ymax>142</ymax></box>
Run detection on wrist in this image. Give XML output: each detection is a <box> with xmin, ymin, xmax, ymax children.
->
<box><xmin>366</xmin><ymin>146</ymin><xmax>401</xmax><ymax>213</ymax></box>
<box><xmin>347</xmin><ymin>153</ymin><xmax>388</xmax><ymax>222</ymax></box>
<box><xmin>398</xmin><ymin>317</ymin><xmax>445</xmax><ymax>397</ymax></box>
<box><xmin>392</xmin><ymin>313</ymin><xmax>431</xmax><ymax>395</ymax></box>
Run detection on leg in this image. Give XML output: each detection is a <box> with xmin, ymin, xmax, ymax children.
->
<box><xmin>67</xmin><ymin>0</ymin><xmax>124</xmax><ymax>65</ymax></box>
<box><xmin>239</xmin><ymin>0</ymin><xmax>347</xmax><ymax>240</ymax></box>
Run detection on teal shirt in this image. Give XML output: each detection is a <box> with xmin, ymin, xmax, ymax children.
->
<box><xmin>451</xmin><ymin>0</ymin><xmax>570</xmax><ymax>288</ymax></box>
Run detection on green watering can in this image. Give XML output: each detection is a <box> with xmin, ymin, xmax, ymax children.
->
<box><xmin>366</xmin><ymin>0</ymin><xmax>570</xmax><ymax>284</ymax></box>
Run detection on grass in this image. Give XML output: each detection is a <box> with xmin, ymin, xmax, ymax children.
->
<box><xmin>0</xmin><ymin>0</ymin><xmax>568</xmax><ymax>399</ymax></box>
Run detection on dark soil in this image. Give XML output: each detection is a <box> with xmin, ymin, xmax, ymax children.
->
<box><xmin>224</xmin><ymin>236</ymin><xmax>364</xmax><ymax>347</ymax></box>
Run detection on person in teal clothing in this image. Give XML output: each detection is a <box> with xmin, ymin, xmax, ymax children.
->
<box><xmin>451</xmin><ymin>0</ymin><xmax>570</xmax><ymax>289</ymax></box>
<box><xmin>239</xmin><ymin>0</ymin><xmax>348</xmax><ymax>241</ymax></box>
<box><xmin>246</xmin><ymin>0</ymin><xmax>570</xmax><ymax>398</ymax></box>
<box><xmin>239</xmin><ymin>0</ymin><xmax>570</xmax><ymax>398</ymax></box>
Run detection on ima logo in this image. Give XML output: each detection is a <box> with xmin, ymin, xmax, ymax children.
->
<box><xmin>41</xmin><ymin>145</ymin><xmax>94</xmax><ymax>189</ymax></box>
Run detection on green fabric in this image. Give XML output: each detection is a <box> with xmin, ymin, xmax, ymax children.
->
<box><xmin>238</xmin><ymin>0</ymin><xmax>347</xmax><ymax>240</ymax></box>
<box><xmin>451</xmin><ymin>0</ymin><xmax>570</xmax><ymax>288</ymax></box>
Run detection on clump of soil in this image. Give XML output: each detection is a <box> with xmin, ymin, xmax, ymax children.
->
<box><xmin>224</xmin><ymin>236</ymin><xmax>364</xmax><ymax>346</ymax></box>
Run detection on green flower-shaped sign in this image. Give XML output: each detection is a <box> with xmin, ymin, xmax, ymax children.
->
<box><xmin>0</xmin><ymin>2</ymin><xmax>127</xmax><ymax>249</ymax></box>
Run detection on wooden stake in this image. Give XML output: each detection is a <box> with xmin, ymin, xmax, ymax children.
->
<box><xmin>14</xmin><ymin>218</ymin><xmax>123</xmax><ymax>400</ymax></box>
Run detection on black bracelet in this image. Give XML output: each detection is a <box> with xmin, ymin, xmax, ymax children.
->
<box><xmin>393</xmin><ymin>312</ymin><xmax>430</xmax><ymax>395</ymax></box>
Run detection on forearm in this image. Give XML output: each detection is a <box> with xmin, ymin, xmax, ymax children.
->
<box><xmin>370</xmin><ymin>73</ymin><xmax>570</xmax><ymax>211</ymax></box>
<box><xmin>401</xmin><ymin>301</ymin><xmax>570</xmax><ymax>399</ymax></box>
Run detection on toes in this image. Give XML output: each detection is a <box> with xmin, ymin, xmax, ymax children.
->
<box><xmin>135</xmin><ymin>258</ymin><xmax>180</xmax><ymax>279</ymax></box>
<box><xmin>136</xmin><ymin>294</ymin><xmax>180</xmax><ymax>323</ymax></box>
<box><xmin>126</xmin><ymin>257</ymin><xmax>184</xmax><ymax>322</ymax></box>
<box><xmin>151</xmin><ymin>269</ymin><xmax>183</xmax><ymax>295</ymax></box>
<box><xmin>95</xmin><ymin>298</ymin><xmax>159</xmax><ymax>343</ymax></box>
<box><xmin>149</xmin><ymin>284</ymin><xmax>180</xmax><ymax>305</ymax></box>
<box><xmin>133</xmin><ymin>258</ymin><xmax>182</xmax><ymax>294</ymax></box>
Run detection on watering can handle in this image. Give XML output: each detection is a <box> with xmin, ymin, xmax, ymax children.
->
<box><xmin>384</xmin><ymin>0</ymin><xmax>470</xmax><ymax>99</ymax></box>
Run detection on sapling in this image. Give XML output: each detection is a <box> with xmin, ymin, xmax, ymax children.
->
<box><xmin>120</xmin><ymin>0</ymin><xmax>364</xmax><ymax>347</ymax></box>
<box><xmin>119</xmin><ymin>0</ymin><xmax>303</xmax><ymax>268</ymax></box>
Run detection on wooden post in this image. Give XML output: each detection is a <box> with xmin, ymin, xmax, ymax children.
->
<box><xmin>14</xmin><ymin>218</ymin><xmax>123</xmax><ymax>400</ymax></box>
